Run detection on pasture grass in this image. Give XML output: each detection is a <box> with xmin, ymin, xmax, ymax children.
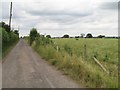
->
<box><xmin>31</xmin><ymin>38</ymin><xmax>118</xmax><ymax>88</ymax></box>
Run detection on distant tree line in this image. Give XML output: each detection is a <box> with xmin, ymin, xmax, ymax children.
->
<box><xmin>61</xmin><ymin>33</ymin><xmax>93</xmax><ymax>38</ymax></box>
<box><xmin>60</xmin><ymin>33</ymin><xmax>118</xmax><ymax>39</ymax></box>
<box><xmin>28</xmin><ymin>28</ymin><xmax>118</xmax><ymax>39</ymax></box>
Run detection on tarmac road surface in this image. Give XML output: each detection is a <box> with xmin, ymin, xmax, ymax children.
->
<box><xmin>2</xmin><ymin>39</ymin><xmax>80</xmax><ymax>88</ymax></box>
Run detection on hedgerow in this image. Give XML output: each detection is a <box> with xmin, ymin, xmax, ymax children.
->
<box><xmin>0</xmin><ymin>21</ymin><xmax>19</xmax><ymax>58</ymax></box>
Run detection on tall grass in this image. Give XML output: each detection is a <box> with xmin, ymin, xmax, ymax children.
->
<box><xmin>31</xmin><ymin>38</ymin><xmax>118</xmax><ymax>88</ymax></box>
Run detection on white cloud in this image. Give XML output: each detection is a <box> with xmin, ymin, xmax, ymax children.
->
<box><xmin>1</xmin><ymin>0</ymin><xmax>118</xmax><ymax>37</ymax></box>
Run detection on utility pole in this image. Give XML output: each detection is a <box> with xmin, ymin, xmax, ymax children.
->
<box><xmin>18</xmin><ymin>26</ymin><xmax>20</xmax><ymax>37</ymax></box>
<box><xmin>9</xmin><ymin>2</ymin><xmax>12</xmax><ymax>31</ymax></box>
<box><xmin>18</xmin><ymin>26</ymin><xmax>19</xmax><ymax>32</ymax></box>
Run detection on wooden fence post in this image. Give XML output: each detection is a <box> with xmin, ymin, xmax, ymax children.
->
<box><xmin>84</xmin><ymin>44</ymin><xmax>87</xmax><ymax>60</ymax></box>
<box><xmin>57</xmin><ymin>46</ymin><xmax>59</xmax><ymax>52</ymax></box>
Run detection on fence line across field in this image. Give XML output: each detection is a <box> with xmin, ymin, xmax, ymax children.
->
<box><xmin>54</xmin><ymin>43</ymin><xmax>109</xmax><ymax>74</ymax></box>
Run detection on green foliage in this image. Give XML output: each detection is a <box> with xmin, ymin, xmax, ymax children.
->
<box><xmin>0</xmin><ymin>21</ymin><xmax>10</xmax><ymax>32</ymax></box>
<box><xmin>27</xmin><ymin>28</ymin><xmax>118</xmax><ymax>88</ymax></box>
<box><xmin>2</xmin><ymin>28</ymin><xmax>9</xmax><ymax>44</ymax></box>
<box><xmin>30</xmin><ymin>37</ymin><xmax>118</xmax><ymax>88</ymax></box>
<box><xmin>86</xmin><ymin>33</ymin><xmax>93</xmax><ymax>38</ymax></box>
<box><xmin>97</xmin><ymin>35</ymin><xmax>105</xmax><ymax>38</ymax></box>
<box><xmin>62</xmin><ymin>34</ymin><xmax>69</xmax><ymax>38</ymax></box>
<box><xmin>80</xmin><ymin>33</ymin><xmax>85</xmax><ymax>38</ymax></box>
<box><xmin>1</xmin><ymin>21</ymin><xmax>19</xmax><ymax>59</ymax></box>
<box><xmin>46</xmin><ymin>35</ymin><xmax>51</xmax><ymax>38</ymax></box>
<box><xmin>14</xmin><ymin>30</ymin><xmax>19</xmax><ymax>36</ymax></box>
<box><xmin>29</xmin><ymin>28</ymin><xmax>39</xmax><ymax>45</ymax></box>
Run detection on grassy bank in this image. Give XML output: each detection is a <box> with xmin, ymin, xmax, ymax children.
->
<box><xmin>2</xmin><ymin>40</ymin><xmax>19</xmax><ymax>60</ymax></box>
<box><xmin>31</xmin><ymin>38</ymin><xmax>118</xmax><ymax>88</ymax></box>
<box><xmin>0</xmin><ymin>23</ymin><xmax>19</xmax><ymax>60</ymax></box>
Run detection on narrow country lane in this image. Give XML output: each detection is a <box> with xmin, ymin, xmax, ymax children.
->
<box><xmin>2</xmin><ymin>39</ymin><xmax>80</xmax><ymax>88</ymax></box>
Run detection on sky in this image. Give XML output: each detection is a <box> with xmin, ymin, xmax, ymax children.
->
<box><xmin>0</xmin><ymin>0</ymin><xmax>119</xmax><ymax>37</ymax></box>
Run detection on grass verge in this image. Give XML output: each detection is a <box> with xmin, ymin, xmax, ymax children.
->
<box><xmin>31</xmin><ymin>40</ymin><xmax>118</xmax><ymax>88</ymax></box>
<box><xmin>2</xmin><ymin>40</ymin><xmax>19</xmax><ymax>61</ymax></box>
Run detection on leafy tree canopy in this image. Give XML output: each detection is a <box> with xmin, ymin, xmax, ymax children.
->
<box><xmin>63</xmin><ymin>34</ymin><xmax>69</xmax><ymax>38</ymax></box>
<box><xmin>86</xmin><ymin>33</ymin><xmax>93</xmax><ymax>38</ymax></box>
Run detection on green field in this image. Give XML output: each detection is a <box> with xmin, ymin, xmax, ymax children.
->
<box><xmin>32</xmin><ymin>38</ymin><xmax>118</xmax><ymax>88</ymax></box>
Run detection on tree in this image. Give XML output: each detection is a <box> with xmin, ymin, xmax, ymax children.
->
<box><xmin>14</xmin><ymin>30</ymin><xmax>19</xmax><ymax>36</ymax></box>
<box><xmin>0</xmin><ymin>21</ymin><xmax>10</xmax><ymax>32</ymax></box>
<box><xmin>86</xmin><ymin>33</ymin><xmax>93</xmax><ymax>38</ymax></box>
<box><xmin>75</xmin><ymin>36</ymin><xmax>79</xmax><ymax>38</ymax></box>
<box><xmin>97</xmin><ymin>35</ymin><xmax>105</xmax><ymax>38</ymax></box>
<box><xmin>62</xmin><ymin>34</ymin><xmax>69</xmax><ymax>38</ymax></box>
<box><xmin>46</xmin><ymin>35</ymin><xmax>51</xmax><ymax>38</ymax></box>
<box><xmin>30</xmin><ymin>28</ymin><xmax>38</xmax><ymax>45</ymax></box>
<box><xmin>0</xmin><ymin>21</ymin><xmax>5</xmax><ymax>27</ymax></box>
<box><xmin>80</xmin><ymin>33</ymin><xmax>85</xmax><ymax>38</ymax></box>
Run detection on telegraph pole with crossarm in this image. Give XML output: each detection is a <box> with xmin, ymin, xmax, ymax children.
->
<box><xmin>9</xmin><ymin>2</ymin><xmax>12</xmax><ymax>31</ymax></box>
